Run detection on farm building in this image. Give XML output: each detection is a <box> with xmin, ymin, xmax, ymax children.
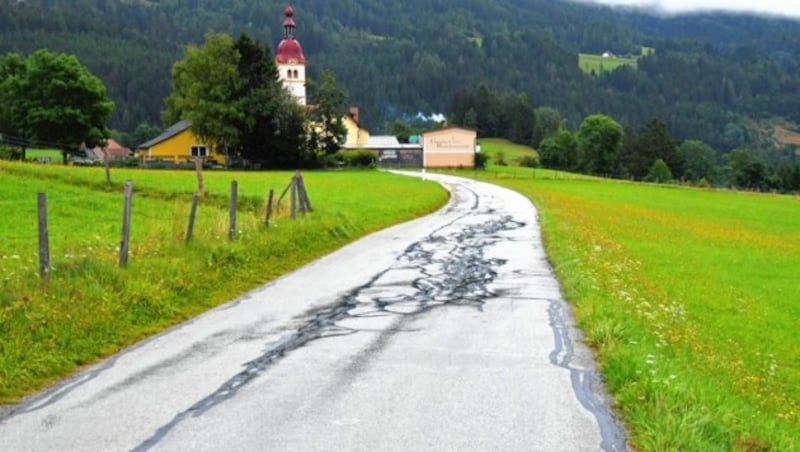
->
<box><xmin>342</xmin><ymin>107</ymin><xmax>370</xmax><ymax>148</ymax></box>
<box><xmin>135</xmin><ymin>120</ymin><xmax>226</xmax><ymax>164</ymax></box>
<box><xmin>78</xmin><ymin>139</ymin><xmax>132</xmax><ymax>162</ymax></box>
<box><xmin>421</xmin><ymin>127</ymin><xmax>478</xmax><ymax>168</ymax></box>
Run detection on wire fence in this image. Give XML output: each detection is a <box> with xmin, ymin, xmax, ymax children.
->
<box><xmin>0</xmin><ymin>173</ymin><xmax>314</xmax><ymax>282</ymax></box>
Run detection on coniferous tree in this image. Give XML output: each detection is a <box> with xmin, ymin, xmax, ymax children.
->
<box><xmin>232</xmin><ymin>33</ymin><xmax>308</xmax><ymax>168</ymax></box>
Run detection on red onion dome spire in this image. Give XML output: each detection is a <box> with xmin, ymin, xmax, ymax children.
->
<box><xmin>276</xmin><ymin>3</ymin><xmax>306</xmax><ymax>64</ymax></box>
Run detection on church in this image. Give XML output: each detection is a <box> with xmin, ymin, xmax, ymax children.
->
<box><xmin>137</xmin><ymin>3</ymin><xmax>477</xmax><ymax>169</ymax></box>
<box><xmin>275</xmin><ymin>4</ymin><xmax>307</xmax><ymax>106</ymax></box>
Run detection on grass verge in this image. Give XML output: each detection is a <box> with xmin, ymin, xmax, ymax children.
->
<box><xmin>0</xmin><ymin>161</ymin><xmax>449</xmax><ymax>403</ymax></box>
<box><xmin>459</xmin><ymin>162</ymin><xmax>799</xmax><ymax>449</ymax></box>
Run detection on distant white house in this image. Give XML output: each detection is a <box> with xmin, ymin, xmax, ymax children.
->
<box><xmin>602</xmin><ymin>51</ymin><xmax>616</xmax><ymax>58</ymax></box>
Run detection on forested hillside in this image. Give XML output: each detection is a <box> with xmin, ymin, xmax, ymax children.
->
<box><xmin>2</xmin><ymin>0</ymin><xmax>800</xmax><ymax>160</ymax></box>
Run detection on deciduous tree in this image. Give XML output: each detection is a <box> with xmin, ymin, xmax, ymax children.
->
<box><xmin>539</xmin><ymin>129</ymin><xmax>577</xmax><ymax>170</ymax></box>
<box><xmin>576</xmin><ymin>114</ymin><xmax>624</xmax><ymax>176</ymax></box>
<box><xmin>164</xmin><ymin>32</ymin><xmax>244</xmax><ymax>162</ymax></box>
<box><xmin>680</xmin><ymin>140</ymin><xmax>717</xmax><ymax>183</ymax></box>
<box><xmin>0</xmin><ymin>50</ymin><xmax>113</xmax><ymax>160</ymax></box>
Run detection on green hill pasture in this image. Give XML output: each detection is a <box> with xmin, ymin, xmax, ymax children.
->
<box><xmin>579</xmin><ymin>53</ymin><xmax>638</xmax><ymax>75</ymax></box>
<box><xmin>478</xmin><ymin>138</ymin><xmax>538</xmax><ymax>165</ymax></box>
<box><xmin>0</xmin><ymin>161</ymin><xmax>449</xmax><ymax>403</ymax></box>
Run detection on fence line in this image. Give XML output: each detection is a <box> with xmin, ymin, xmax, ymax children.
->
<box><xmin>37</xmin><ymin>192</ymin><xmax>50</xmax><ymax>282</ymax></box>
<box><xmin>228</xmin><ymin>180</ymin><xmax>238</xmax><ymax>241</ymax></box>
<box><xmin>4</xmin><ymin>173</ymin><xmax>314</xmax><ymax>281</ymax></box>
<box><xmin>119</xmin><ymin>180</ymin><xmax>133</xmax><ymax>268</ymax></box>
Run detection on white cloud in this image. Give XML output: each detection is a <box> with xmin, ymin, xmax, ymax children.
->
<box><xmin>574</xmin><ymin>0</ymin><xmax>800</xmax><ymax>18</ymax></box>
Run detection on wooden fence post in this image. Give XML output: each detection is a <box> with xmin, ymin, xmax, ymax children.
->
<box><xmin>119</xmin><ymin>180</ymin><xmax>133</xmax><ymax>268</ymax></box>
<box><xmin>102</xmin><ymin>148</ymin><xmax>112</xmax><ymax>186</ymax></box>
<box><xmin>37</xmin><ymin>192</ymin><xmax>50</xmax><ymax>282</ymax></box>
<box><xmin>290</xmin><ymin>175</ymin><xmax>297</xmax><ymax>220</ymax></box>
<box><xmin>195</xmin><ymin>156</ymin><xmax>205</xmax><ymax>195</ymax></box>
<box><xmin>228</xmin><ymin>180</ymin><xmax>238</xmax><ymax>240</ymax></box>
<box><xmin>296</xmin><ymin>172</ymin><xmax>313</xmax><ymax>213</ymax></box>
<box><xmin>265</xmin><ymin>188</ymin><xmax>274</xmax><ymax>226</ymax></box>
<box><xmin>186</xmin><ymin>193</ymin><xmax>200</xmax><ymax>244</ymax></box>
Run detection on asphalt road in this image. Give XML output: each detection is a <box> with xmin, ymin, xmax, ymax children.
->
<box><xmin>0</xmin><ymin>172</ymin><xmax>627</xmax><ymax>451</ymax></box>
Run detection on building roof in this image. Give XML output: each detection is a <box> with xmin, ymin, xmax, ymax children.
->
<box><xmin>367</xmin><ymin>136</ymin><xmax>401</xmax><ymax>147</ymax></box>
<box><xmin>276</xmin><ymin>39</ymin><xmax>306</xmax><ymax>64</ymax></box>
<box><xmin>421</xmin><ymin>125</ymin><xmax>477</xmax><ymax>136</ymax></box>
<box><xmin>276</xmin><ymin>5</ymin><xmax>306</xmax><ymax>64</ymax></box>
<box><xmin>84</xmin><ymin>139</ymin><xmax>131</xmax><ymax>159</ymax></box>
<box><xmin>137</xmin><ymin>120</ymin><xmax>192</xmax><ymax>149</ymax></box>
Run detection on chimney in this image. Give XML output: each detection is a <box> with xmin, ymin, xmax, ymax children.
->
<box><xmin>349</xmin><ymin>106</ymin><xmax>360</xmax><ymax>124</ymax></box>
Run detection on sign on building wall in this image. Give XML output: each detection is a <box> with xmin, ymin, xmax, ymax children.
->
<box><xmin>422</xmin><ymin>128</ymin><xmax>477</xmax><ymax>168</ymax></box>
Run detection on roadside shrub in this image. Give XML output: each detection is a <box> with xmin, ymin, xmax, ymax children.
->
<box><xmin>494</xmin><ymin>151</ymin><xmax>508</xmax><ymax>166</ymax></box>
<box><xmin>335</xmin><ymin>149</ymin><xmax>376</xmax><ymax>168</ymax></box>
<box><xmin>474</xmin><ymin>151</ymin><xmax>489</xmax><ymax>169</ymax></box>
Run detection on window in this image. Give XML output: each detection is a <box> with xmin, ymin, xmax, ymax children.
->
<box><xmin>190</xmin><ymin>145</ymin><xmax>208</xmax><ymax>157</ymax></box>
<box><xmin>287</xmin><ymin>69</ymin><xmax>293</xmax><ymax>79</ymax></box>
<box><xmin>293</xmin><ymin>69</ymin><xmax>299</xmax><ymax>78</ymax></box>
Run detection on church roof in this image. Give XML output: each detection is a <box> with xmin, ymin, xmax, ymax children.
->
<box><xmin>276</xmin><ymin>4</ymin><xmax>306</xmax><ymax>64</ymax></box>
<box><xmin>276</xmin><ymin>39</ymin><xmax>306</xmax><ymax>64</ymax></box>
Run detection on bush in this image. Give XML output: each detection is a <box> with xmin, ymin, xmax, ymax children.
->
<box><xmin>474</xmin><ymin>151</ymin><xmax>489</xmax><ymax>169</ymax></box>
<box><xmin>645</xmin><ymin>158</ymin><xmax>673</xmax><ymax>183</ymax></box>
<box><xmin>0</xmin><ymin>146</ymin><xmax>23</xmax><ymax>161</ymax></box>
<box><xmin>335</xmin><ymin>149</ymin><xmax>376</xmax><ymax>168</ymax></box>
<box><xmin>494</xmin><ymin>151</ymin><xmax>508</xmax><ymax>166</ymax></box>
<box><xmin>518</xmin><ymin>155</ymin><xmax>540</xmax><ymax>168</ymax></box>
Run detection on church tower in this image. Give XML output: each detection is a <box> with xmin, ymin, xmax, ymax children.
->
<box><xmin>275</xmin><ymin>4</ymin><xmax>306</xmax><ymax>106</ymax></box>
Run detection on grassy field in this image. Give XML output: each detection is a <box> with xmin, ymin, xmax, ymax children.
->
<box><xmin>579</xmin><ymin>53</ymin><xmax>639</xmax><ymax>74</ymax></box>
<box><xmin>578</xmin><ymin>47</ymin><xmax>654</xmax><ymax>75</ymax></box>
<box><xmin>0</xmin><ymin>161</ymin><xmax>449</xmax><ymax>403</ymax></box>
<box><xmin>452</xmin><ymin>136</ymin><xmax>800</xmax><ymax>449</ymax></box>
<box><xmin>478</xmin><ymin>138</ymin><xmax>540</xmax><ymax>167</ymax></box>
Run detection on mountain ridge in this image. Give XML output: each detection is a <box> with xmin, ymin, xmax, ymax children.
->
<box><xmin>2</xmin><ymin>0</ymin><xmax>800</xmax><ymax>158</ymax></box>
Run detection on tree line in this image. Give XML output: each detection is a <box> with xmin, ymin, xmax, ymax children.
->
<box><xmin>3</xmin><ymin>0</ymin><xmax>800</xmax><ymax>160</ymax></box>
<box><xmin>448</xmin><ymin>83</ymin><xmax>800</xmax><ymax>192</ymax></box>
<box><xmin>0</xmin><ymin>32</ymin><xmax>349</xmax><ymax>169</ymax></box>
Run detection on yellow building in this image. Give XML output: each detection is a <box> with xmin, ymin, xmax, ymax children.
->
<box><xmin>341</xmin><ymin>107</ymin><xmax>370</xmax><ymax>148</ymax></box>
<box><xmin>136</xmin><ymin>120</ymin><xmax>226</xmax><ymax>164</ymax></box>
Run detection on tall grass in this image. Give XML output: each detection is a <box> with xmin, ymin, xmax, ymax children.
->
<box><xmin>0</xmin><ymin>161</ymin><xmax>449</xmax><ymax>403</ymax></box>
<box><xmin>493</xmin><ymin>176</ymin><xmax>800</xmax><ymax>449</ymax></box>
<box><xmin>447</xmin><ymin>137</ymin><xmax>799</xmax><ymax>446</ymax></box>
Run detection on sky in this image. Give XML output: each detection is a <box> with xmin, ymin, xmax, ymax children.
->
<box><xmin>574</xmin><ymin>0</ymin><xmax>800</xmax><ymax>18</ymax></box>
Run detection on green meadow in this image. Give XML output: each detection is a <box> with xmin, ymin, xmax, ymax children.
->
<box><xmin>478</xmin><ymin>138</ymin><xmax>539</xmax><ymax>167</ymax></box>
<box><xmin>459</xmin><ymin>141</ymin><xmax>800</xmax><ymax>449</ymax></box>
<box><xmin>0</xmin><ymin>161</ymin><xmax>449</xmax><ymax>403</ymax></box>
<box><xmin>3</xmin><ymin>153</ymin><xmax>800</xmax><ymax>449</ymax></box>
<box><xmin>579</xmin><ymin>53</ymin><xmax>638</xmax><ymax>74</ymax></box>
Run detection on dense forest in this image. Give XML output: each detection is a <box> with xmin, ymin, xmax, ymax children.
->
<box><xmin>2</xmin><ymin>0</ymin><xmax>800</xmax><ymax>164</ymax></box>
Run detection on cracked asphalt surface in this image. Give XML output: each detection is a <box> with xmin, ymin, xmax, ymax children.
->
<box><xmin>0</xmin><ymin>172</ymin><xmax>627</xmax><ymax>451</ymax></box>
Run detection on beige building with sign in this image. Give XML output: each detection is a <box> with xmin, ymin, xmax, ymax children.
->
<box><xmin>421</xmin><ymin>127</ymin><xmax>477</xmax><ymax>168</ymax></box>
